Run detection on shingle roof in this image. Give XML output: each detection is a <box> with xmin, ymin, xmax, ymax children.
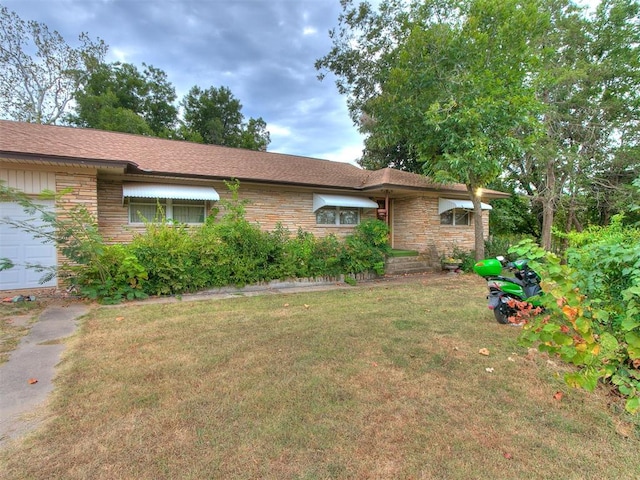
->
<box><xmin>0</xmin><ymin>120</ymin><xmax>507</xmax><ymax>197</ymax></box>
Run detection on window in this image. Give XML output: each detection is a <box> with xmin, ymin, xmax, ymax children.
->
<box><xmin>316</xmin><ymin>206</ymin><xmax>360</xmax><ymax>225</ymax></box>
<box><xmin>440</xmin><ymin>208</ymin><xmax>470</xmax><ymax>226</ymax></box>
<box><xmin>129</xmin><ymin>198</ymin><xmax>206</xmax><ymax>224</ymax></box>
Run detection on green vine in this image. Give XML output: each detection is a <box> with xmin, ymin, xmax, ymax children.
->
<box><xmin>510</xmin><ymin>224</ymin><xmax>640</xmax><ymax>413</ymax></box>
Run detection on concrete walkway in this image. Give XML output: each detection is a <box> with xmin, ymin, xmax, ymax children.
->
<box><xmin>0</xmin><ymin>303</ymin><xmax>89</xmax><ymax>446</ymax></box>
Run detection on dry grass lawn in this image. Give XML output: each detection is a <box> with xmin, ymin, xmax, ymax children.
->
<box><xmin>1</xmin><ymin>274</ymin><xmax>639</xmax><ymax>479</ymax></box>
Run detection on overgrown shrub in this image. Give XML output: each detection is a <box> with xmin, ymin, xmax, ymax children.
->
<box><xmin>510</xmin><ymin>218</ymin><xmax>640</xmax><ymax>413</ymax></box>
<box><xmin>129</xmin><ymin>220</ymin><xmax>205</xmax><ymax>295</ymax></box>
<box><xmin>2</xmin><ymin>181</ymin><xmax>392</xmax><ymax>303</ymax></box>
<box><xmin>72</xmin><ymin>244</ymin><xmax>148</xmax><ymax>304</ymax></box>
<box><xmin>442</xmin><ymin>244</ymin><xmax>476</xmax><ymax>272</ymax></box>
<box><xmin>483</xmin><ymin>235</ymin><xmax>531</xmax><ymax>261</ymax></box>
<box><xmin>341</xmin><ymin>220</ymin><xmax>390</xmax><ymax>275</ymax></box>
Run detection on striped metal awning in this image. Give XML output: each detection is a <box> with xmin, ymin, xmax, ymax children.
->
<box><xmin>312</xmin><ymin>193</ymin><xmax>378</xmax><ymax>212</ymax></box>
<box><xmin>438</xmin><ymin>198</ymin><xmax>492</xmax><ymax>215</ymax></box>
<box><xmin>123</xmin><ymin>183</ymin><xmax>220</xmax><ymax>201</ymax></box>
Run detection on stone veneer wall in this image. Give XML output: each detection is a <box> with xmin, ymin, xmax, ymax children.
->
<box><xmin>55</xmin><ymin>170</ymin><xmax>99</xmax><ymax>269</ymax></box>
<box><xmin>97</xmin><ymin>177</ymin><xmax>378</xmax><ymax>244</ymax></box>
<box><xmin>391</xmin><ymin>195</ymin><xmax>489</xmax><ymax>258</ymax></box>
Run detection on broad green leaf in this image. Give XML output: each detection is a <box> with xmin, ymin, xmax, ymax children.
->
<box><xmin>598</xmin><ymin>332</ymin><xmax>619</xmax><ymax>354</ymax></box>
<box><xmin>627</xmin><ymin>345</ymin><xmax>640</xmax><ymax>360</ymax></box>
<box><xmin>625</xmin><ymin>396</ymin><xmax>640</xmax><ymax>415</ymax></box>
<box><xmin>575</xmin><ymin>317</ymin><xmax>591</xmax><ymax>334</ymax></box>
<box><xmin>621</xmin><ymin>316</ymin><xmax>640</xmax><ymax>331</ymax></box>
<box><xmin>552</xmin><ymin>332</ymin><xmax>574</xmax><ymax>346</ymax></box>
<box><xmin>625</xmin><ymin>332</ymin><xmax>640</xmax><ymax>348</ymax></box>
<box><xmin>542</xmin><ymin>323</ymin><xmax>560</xmax><ymax>333</ymax></box>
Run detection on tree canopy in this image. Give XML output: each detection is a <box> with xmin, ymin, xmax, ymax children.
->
<box><xmin>180</xmin><ymin>86</ymin><xmax>270</xmax><ymax>150</ymax></box>
<box><xmin>0</xmin><ymin>5</ymin><xmax>107</xmax><ymax>124</ymax></box>
<box><xmin>0</xmin><ymin>6</ymin><xmax>271</xmax><ymax>152</ymax></box>
<box><xmin>70</xmin><ymin>61</ymin><xmax>178</xmax><ymax>137</ymax></box>
<box><xmin>317</xmin><ymin>0</ymin><xmax>640</xmax><ymax>250</ymax></box>
<box><xmin>319</xmin><ymin>0</ymin><xmax>547</xmax><ymax>258</ymax></box>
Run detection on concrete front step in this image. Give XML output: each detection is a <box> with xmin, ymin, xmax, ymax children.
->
<box><xmin>385</xmin><ymin>255</ymin><xmax>436</xmax><ymax>275</ymax></box>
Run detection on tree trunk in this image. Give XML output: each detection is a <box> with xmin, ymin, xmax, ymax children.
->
<box><xmin>469</xmin><ymin>185</ymin><xmax>485</xmax><ymax>260</ymax></box>
<box><xmin>540</xmin><ymin>157</ymin><xmax>556</xmax><ymax>251</ymax></box>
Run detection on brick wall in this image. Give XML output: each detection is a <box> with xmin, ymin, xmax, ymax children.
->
<box><xmin>97</xmin><ymin>178</ymin><xmax>377</xmax><ymax>243</ymax></box>
<box><xmin>2</xmin><ymin>163</ymin><xmax>492</xmax><ymax>281</ymax></box>
<box><xmin>391</xmin><ymin>194</ymin><xmax>489</xmax><ymax>259</ymax></box>
<box><xmin>228</xmin><ymin>184</ymin><xmax>377</xmax><ymax>238</ymax></box>
<box><xmin>55</xmin><ymin>170</ymin><xmax>99</xmax><ymax>269</ymax></box>
<box><xmin>97</xmin><ymin>177</ymin><xmax>488</xmax><ymax>261</ymax></box>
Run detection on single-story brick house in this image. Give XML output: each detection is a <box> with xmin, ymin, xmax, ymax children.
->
<box><xmin>0</xmin><ymin>120</ymin><xmax>508</xmax><ymax>290</ymax></box>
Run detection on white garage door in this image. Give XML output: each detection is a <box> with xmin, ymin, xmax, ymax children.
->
<box><xmin>0</xmin><ymin>200</ymin><xmax>57</xmax><ymax>290</ymax></box>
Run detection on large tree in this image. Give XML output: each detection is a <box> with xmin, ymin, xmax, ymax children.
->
<box><xmin>70</xmin><ymin>61</ymin><xmax>178</xmax><ymax>136</ymax></box>
<box><xmin>0</xmin><ymin>6</ymin><xmax>107</xmax><ymax>124</ymax></box>
<box><xmin>180</xmin><ymin>85</ymin><xmax>270</xmax><ymax>150</ymax></box>
<box><xmin>505</xmin><ymin>0</ymin><xmax>640</xmax><ymax>248</ymax></box>
<box><xmin>319</xmin><ymin>0</ymin><xmax>640</xmax><ymax>251</ymax></box>
<box><xmin>318</xmin><ymin>0</ymin><xmax>545</xmax><ymax>259</ymax></box>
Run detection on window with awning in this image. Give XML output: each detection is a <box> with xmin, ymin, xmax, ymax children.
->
<box><xmin>438</xmin><ymin>198</ymin><xmax>492</xmax><ymax>215</ymax></box>
<box><xmin>439</xmin><ymin>198</ymin><xmax>492</xmax><ymax>226</ymax></box>
<box><xmin>123</xmin><ymin>183</ymin><xmax>220</xmax><ymax>201</ymax></box>
<box><xmin>312</xmin><ymin>194</ymin><xmax>378</xmax><ymax>212</ymax></box>
<box><xmin>313</xmin><ymin>194</ymin><xmax>378</xmax><ymax>226</ymax></box>
<box><xmin>123</xmin><ymin>183</ymin><xmax>219</xmax><ymax>224</ymax></box>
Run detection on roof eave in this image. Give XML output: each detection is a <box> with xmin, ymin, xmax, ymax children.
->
<box><xmin>0</xmin><ymin>151</ymin><xmax>131</xmax><ymax>170</ymax></box>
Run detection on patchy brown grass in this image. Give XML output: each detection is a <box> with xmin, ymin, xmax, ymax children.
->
<box><xmin>0</xmin><ymin>299</ymin><xmax>43</xmax><ymax>365</ymax></box>
<box><xmin>1</xmin><ymin>275</ymin><xmax>639</xmax><ymax>479</ymax></box>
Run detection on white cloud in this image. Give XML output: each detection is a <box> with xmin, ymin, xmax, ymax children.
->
<box><xmin>316</xmin><ymin>143</ymin><xmax>364</xmax><ymax>166</ymax></box>
<box><xmin>268</xmin><ymin>124</ymin><xmax>292</xmax><ymax>137</ymax></box>
<box><xmin>109</xmin><ymin>47</ymin><xmax>135</xmax><ymax>63</ymax></box>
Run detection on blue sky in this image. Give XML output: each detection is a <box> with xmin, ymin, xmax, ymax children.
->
<box><xmin>2</xmin><ymin>0</ymin><xmax>365</xmax><ymax>164</ymax></box>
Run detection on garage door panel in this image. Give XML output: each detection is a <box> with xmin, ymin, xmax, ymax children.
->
<box><xmin>0</xmin><ymin>200</ymin><xmax>57</xmax><ymax>290</ymax></box>
<box><xmin>24</xmin><ymin>244</ymin><xmax>55</xmax><ymax>261</ymax></box>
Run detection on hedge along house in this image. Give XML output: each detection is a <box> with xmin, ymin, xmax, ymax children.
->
<box><xmin>0</xmin><ymin>120</ymin><xmax>508</xmax><ymax>291</ymax></box>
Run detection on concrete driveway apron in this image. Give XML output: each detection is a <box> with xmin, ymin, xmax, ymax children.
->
<box><xmin>0</xmin><ymin>303</ymin><xmax>88</xmax><ymax>446</ymax></box>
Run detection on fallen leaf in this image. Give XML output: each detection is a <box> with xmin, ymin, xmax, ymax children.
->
<box><xmin>479</xmin><ymin>348</ymin><xmax>490</xmax><ymax>356</ymax></box>
<box><xmin>116</xmin><ymin>316</ymin><xmax>124</xmax><ymax>322</ymax></box>
<box><xmin>304</xmin><ymin>304</ymin><xmax>310</xmax><ymax>309</ymax></box>
<box><xmin>372</xmin><ymin>362</ymin><xmax>378</xmax><ymax>367</ymax></box>
<box><xmin>503</xmin><ymin>452</ymin><xmax>513</xmax><ymax>459</ymax></box>
<box><xmin>553</xmin><ymin>391</ymin><xmax>564</xmax><ymax>401</ymax></box>
<box><xmin>28</xmin><ymin>378</ymin><xmax>38</xmax><ymax>384</ymax></box>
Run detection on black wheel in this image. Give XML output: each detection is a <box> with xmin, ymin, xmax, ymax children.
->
<box><xmin>493</xmin><ymin>302</ymin><xmax>513</xmax><ymax>324</ymax></box>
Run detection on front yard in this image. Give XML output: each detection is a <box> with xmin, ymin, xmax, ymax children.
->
<box><xmin>1</xmin><ymin>274</ymin><xmax>639</xmax><ymax>479</ymax></box>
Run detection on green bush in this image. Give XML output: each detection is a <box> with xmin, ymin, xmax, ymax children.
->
<box><xmin>341</xmin><ymin>220</ymin><xmax>390</xmax><ymax>276</ymax></box>
<box><xmin>510</xmin><ymin>219</ymin><xmax>640</xmax><ymax>414</ymax></box>
<box><xmin>129</xmin><ymin>220</ymin><xmax>202</xmax><ymax>295</ymax></box>
<box><xmin>483</xmin><ymin>235</ymin><xmax>529</xmax><ymax>261</ymax></box>
<box><xmin>442</xmin><ymin>244</ymin><xmax>476</xmax><ymax>272</ymax></box>
<box><xmin>2</xmin><ymin>181</ymin><xmax>392</xmax><ymax>303</ymax></box>
<box><xmin>72</xmin><ymin>244</ymin><xmax>148</xmax><ymax>304</ymax></box>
